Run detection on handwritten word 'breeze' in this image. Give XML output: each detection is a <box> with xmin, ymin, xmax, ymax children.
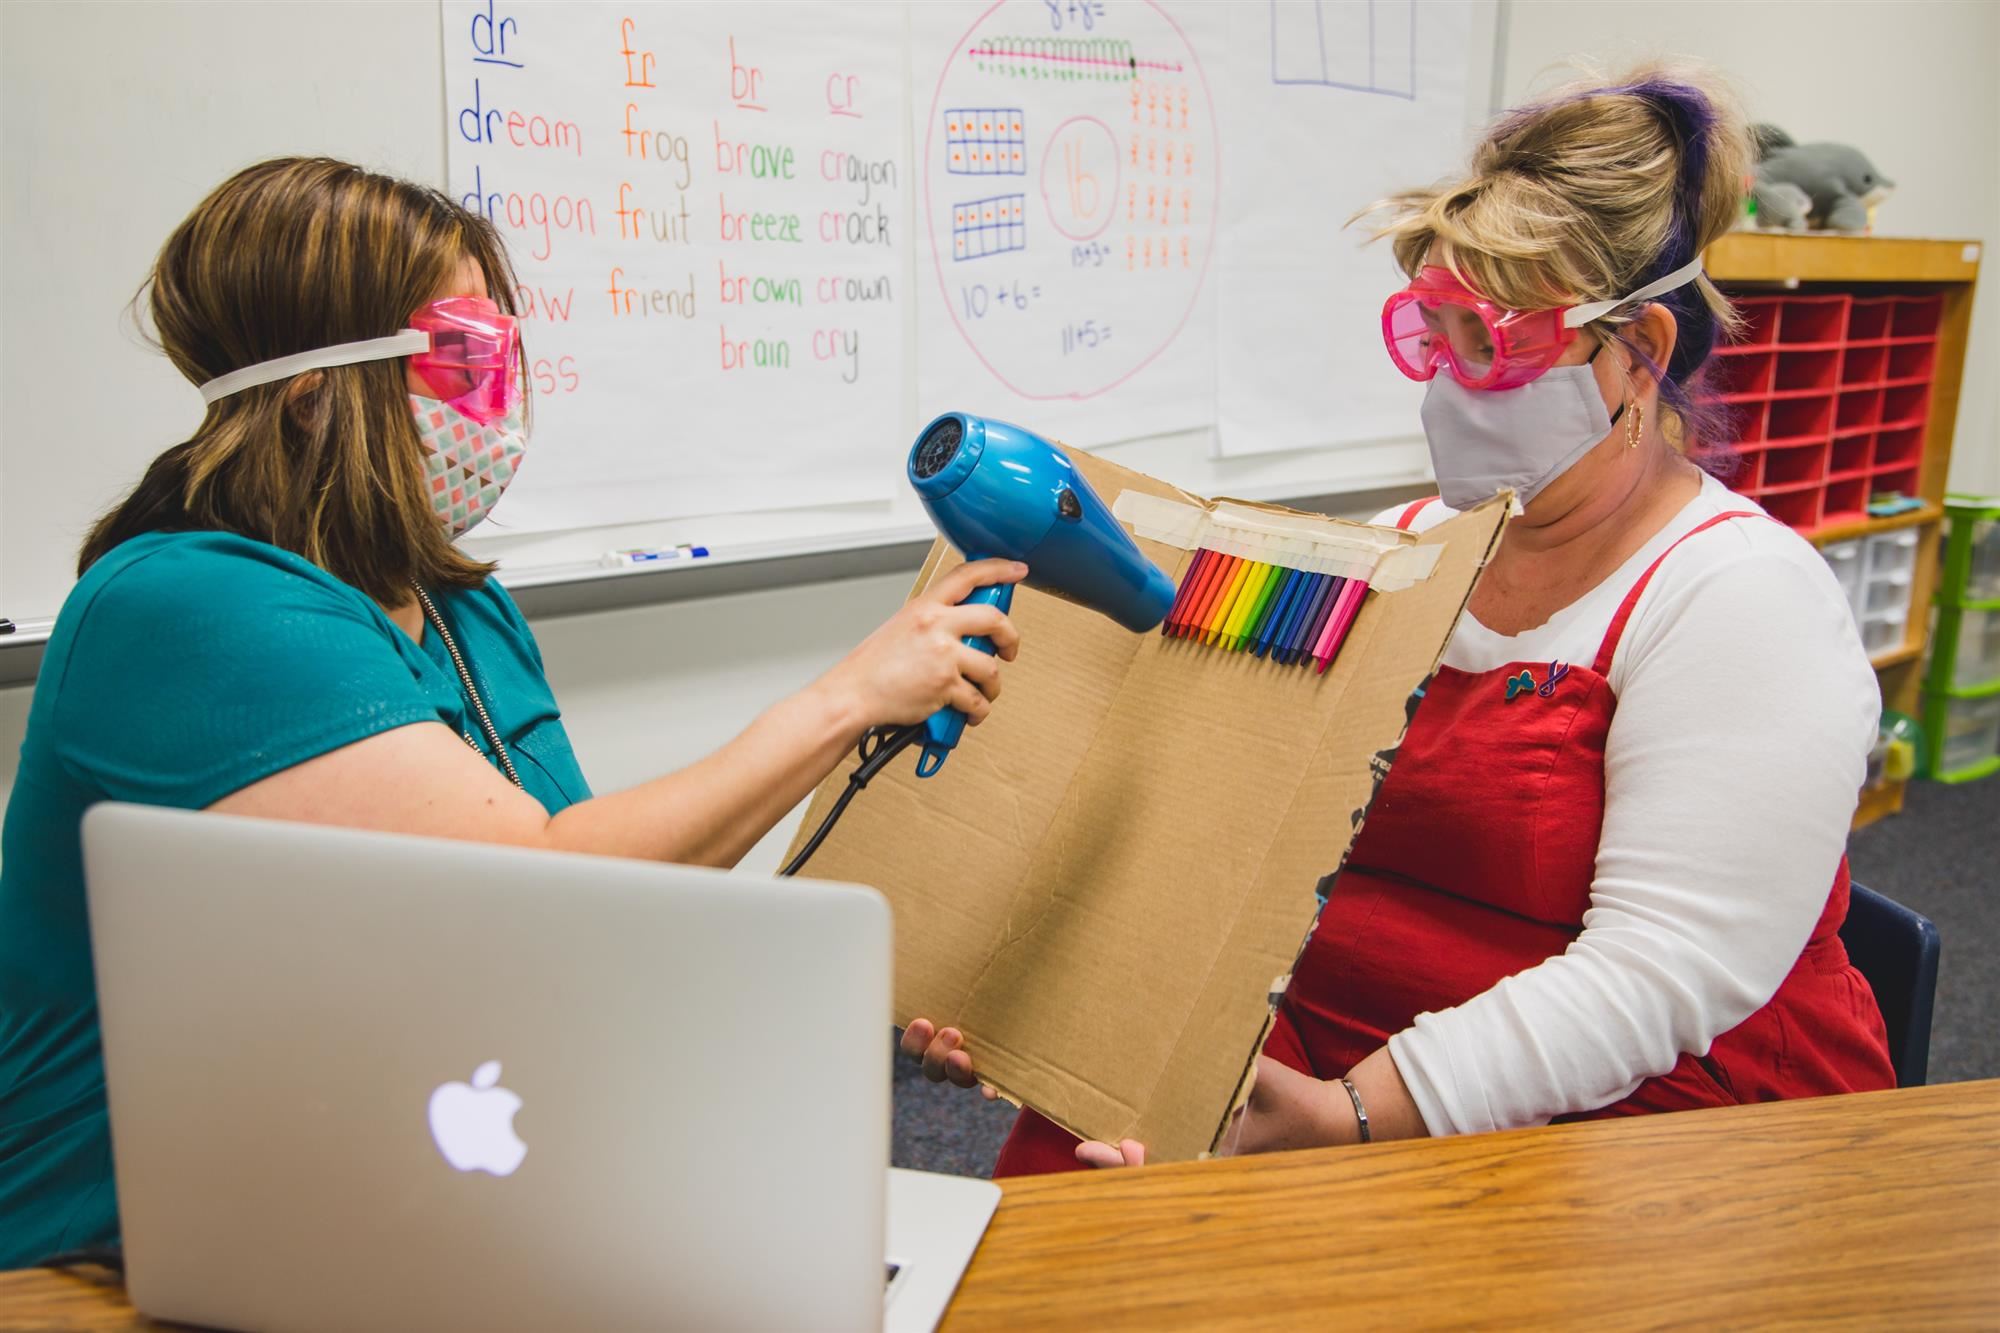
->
<box><xmin>719</xmin><ymin>261</ymin><xmax>802</xmax><ymax>306</ymax></box>
<box><xmin>622</xmin><ymin>106</ymin><xmax>692</xmax><ymax>189</ymax></box>
<box><xmin>719</xmin><ymin>195</ymin><xmax>803</xmax><ymax>243</ymax></box>
<box><xmin>713</xmin><ymin>123</ymin><xmax>796</xmax><ymax>179</ymax></box>
<box><xmin>461</xmin><ymin>167</ymin><xmax>595</xmax><ymax>262</ymax></box>
<box><xmin>458</xmin><ymin>79</ymin><xmax>581</xmax><ymax>156</ymax></box>
<box><xmin>820</xmin><ymin>151</ymin><xmax>897</xmax><ymax>206</ymax></box>
<box><xmin>607</xmin><ymin>268</ymin><xmax>696</xmax><ymax>319</ymax></box>
<box><xmin>616</xmin><ymin>184</ymin><xmax>692</xmax><ymax>244</ymax></box>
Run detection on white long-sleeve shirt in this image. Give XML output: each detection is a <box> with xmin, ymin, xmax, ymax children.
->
<box><xmin>1374</xmin><ymin>474</ymin><xmax>1880</xmax><ymax>1136</ymax></box>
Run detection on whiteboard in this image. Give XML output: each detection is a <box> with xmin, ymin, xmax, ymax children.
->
<box><xmin>0</xmin><ymin>0</ymin><xmax>1498</xmax><ymax>628</ymax></box>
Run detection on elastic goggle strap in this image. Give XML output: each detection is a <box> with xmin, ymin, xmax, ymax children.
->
<box><xmin>197</xmin><ymin>330</ymin><xmax>431</xmax><ymax>404</ymax></box>
<box><xmin>1562</xmin><ymin>255</ymin><xmax>1707</xmax><ymax>329</ymax></box>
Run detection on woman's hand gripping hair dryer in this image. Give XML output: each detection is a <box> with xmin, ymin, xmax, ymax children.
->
<box><xmin>907</xmin><ymin>411</ymin><xmax>1177</xmax><ymax>776</ymax></box>
<box><xmin>780</xmin><ymin>412</ymin><xmax>1175</xmax><ymax>877</ymax></box>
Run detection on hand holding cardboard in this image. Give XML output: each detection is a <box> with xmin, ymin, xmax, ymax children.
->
<box><xmin>790</xmin><ymin>448</ymin><xmax>1507</xmax><ymax>1162</ymax></box>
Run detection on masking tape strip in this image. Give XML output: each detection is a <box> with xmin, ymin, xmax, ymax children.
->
<box><xmin>1114</xmin><ymin>492</ymin><xmax>1442</xmax><ymax>591</ymax></box>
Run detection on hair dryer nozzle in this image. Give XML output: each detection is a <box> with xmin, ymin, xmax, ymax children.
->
<box><xmin>908</xmin><ymin>412</ymin><xmax>1175</xmax><ymax>633</ymax></box>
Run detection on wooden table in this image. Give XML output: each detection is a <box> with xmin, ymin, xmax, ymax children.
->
<box><xmin>5</xmin><ymin>1082</ymin><xmax>1996</xmax><ymax>1330</ymax></box>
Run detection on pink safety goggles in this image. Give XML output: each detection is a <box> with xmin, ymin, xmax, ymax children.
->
<box><xmin>197</xmin><ymin>295</ymin><xmax>522</xmax><ymax>424</ymax></box>
<box><xmin>406</xmin><ymin>296</ymin><xmax>521</xmax><ymax>424</ymax></box>
<box><xmin>1381</xmin><ymin>256</ymin><xmax>1706</xmax><ymax>391</ymax></box>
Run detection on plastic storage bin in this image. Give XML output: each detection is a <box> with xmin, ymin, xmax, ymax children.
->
<box><xmin>1821</xmin><ymin>538</ymin><xmax>1864</xmax><ymax>611</ymax></box>
<box><xmin>1920</xmin><ymin>689</ymin><xmax>2000</xmax><ymax>783</ymax></box>
<box><xmin>1938</xmin><ymin>494</ymin><xmax>2000</xmax><ymax>606</ymax></box>
<box><xmin>1853</xmin><ymin>529</ymin><xmax>1919</xmax><ymax>657</ymax></box>
<box><xmin>1927</xmin><ymin>604</ymin><xmax>2000</xmax><ymax>694</ymax></box>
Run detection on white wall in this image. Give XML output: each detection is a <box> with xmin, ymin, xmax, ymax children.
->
<box><xmin>1501</xmin><ymin>0</ymin><xmax>2000</xmax><ymax>496</ymax></box>
<box><xmin>5</xmin><ymin>0</ymin><xmax>1997</xmax><ymax>871</ymax></box>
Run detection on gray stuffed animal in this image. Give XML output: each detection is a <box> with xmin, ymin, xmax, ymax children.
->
<box><xmin>1753</xmin><ymin>125</ymin><xmax>1893</xmax><ymax>232</ymax></box>
<box><xmin>1750</xmin><ymin>179</ymin><xmax>1813</xmax><ymax>231</ymax></box>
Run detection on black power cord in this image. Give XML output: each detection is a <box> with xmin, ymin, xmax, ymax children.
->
<box><xmin>780</xmin><ymin>722</ymin><xmax>927</xmax><ymax>877</ymax></box>
<box><xmin>40</xmin><ymin>1245</ymin><xmax>124</xmax><ymax>1272</ymax></box>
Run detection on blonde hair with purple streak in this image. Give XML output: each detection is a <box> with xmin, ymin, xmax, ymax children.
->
<box><xmin>1366</xmin><ymin>64</ymin><xmax>1753</xmax><ymax>459</ymax></box>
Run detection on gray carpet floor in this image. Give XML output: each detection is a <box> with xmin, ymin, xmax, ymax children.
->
<box><xmin>890</xmin><ymin>777</ymin><xmax>1997</xmax><ymax>1178</ymax></box>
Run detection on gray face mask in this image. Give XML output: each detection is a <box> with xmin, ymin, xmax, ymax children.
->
<box><xmin>1419</xmin><ymin>356</ymin><xmax>1619</xmax><ymax>511</ymax></box>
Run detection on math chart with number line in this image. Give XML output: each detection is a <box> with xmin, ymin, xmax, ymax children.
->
<box><xmin>442</xmin><ymin>1</ymin><xmax>904</xmax><ymax>533</ymax></box>
<box><xmin>913</xmin><ymin>0</ymin><xmax>1220</xmax><ymax>449</ymax></box>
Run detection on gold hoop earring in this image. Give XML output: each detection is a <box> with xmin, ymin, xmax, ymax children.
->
<box><xmin>1625</xmin><ymin>400</ymin><xmax>1644</xmax><ymax>450</ymax></box>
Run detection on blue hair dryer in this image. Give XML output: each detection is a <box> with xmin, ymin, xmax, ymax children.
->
<box><xmin>907</xmin><ymin>411</ymin><xmax>1176</xmax><ymax>778</ymax></box>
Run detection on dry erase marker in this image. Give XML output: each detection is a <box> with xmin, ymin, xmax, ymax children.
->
<box><xmin>1178</xmin><ymin>551</ymin><xmax>1226</xmax><ymax>637</ymax></box>
<box><xmin>1164</xmin><ymin>549</ymin><xmax>1213</xmax><ymax>635</ymax></box>
<box><xmin>1204</xmin><ymin>557</ymin><xmax>1253</xmax><ymax>646</ymax></box>
<box><xmin>1185</xmin><ymin>553</ymin><xmax>1235</xmax><ymax>639</ymax></box>
<box><xmin>600</xmin><ymin>544</ymin><xmax>711</xmax><ymax>568</ymax></box>
<box><xmin>1315</xmin><ymin>580</ymin><xmax>1368</xmax><ymax>673</ymax></box>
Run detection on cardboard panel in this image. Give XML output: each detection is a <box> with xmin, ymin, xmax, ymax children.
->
<box><xmin>788</xmin><ymin>450</ymin><xmax>1505</xmax><ymax>1160</ymax></box>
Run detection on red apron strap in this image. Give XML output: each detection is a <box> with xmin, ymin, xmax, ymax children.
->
<box><xmin>1592</xmin><ymin>510</ymin><xmax>1769</xmax><ymax>678</ymax></box>
<box><xmin>1395</xmin><ymin>497</ymin><xmax>1439</xmax><ymax>531</ymax></box>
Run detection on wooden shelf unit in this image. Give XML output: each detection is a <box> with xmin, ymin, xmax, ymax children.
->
<box><xmin>1701</xmin><ymin>233</ymin><xmax>1982</xmax><ymax>827</ymax></box>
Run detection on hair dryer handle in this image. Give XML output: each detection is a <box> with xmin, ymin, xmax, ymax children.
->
<box><xmin>916</xmin><ymin>580</ymin><xmax>1015</xmax><ymax>778</ymax></box>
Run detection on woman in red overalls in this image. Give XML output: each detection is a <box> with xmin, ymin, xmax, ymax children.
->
<box><xmin>904</xmin><ymin>66</ymin><xmax>1894</xmax><ymax>1169</ymax></box>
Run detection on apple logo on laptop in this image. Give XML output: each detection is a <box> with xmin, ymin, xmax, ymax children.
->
<box><xmin>427</xmin><ymin>1060</ymin><xmax>528</xmax><ymax>1176</ymax></box>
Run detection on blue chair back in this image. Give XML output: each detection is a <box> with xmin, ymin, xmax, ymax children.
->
<box><xmin>1839</xmin><ymin>881</ymin><xmax>1940</xmax><ymax>1087</ymax></box>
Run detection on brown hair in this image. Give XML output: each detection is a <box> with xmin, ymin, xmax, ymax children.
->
<box><xmin>81</xmin><ymin>156</ymin><xmax>522</xmax><ymax>603</ymax></box>
<box><xmin>1365</xmin><ymin>64</ymin><xmax>1753</xmax><ymax>454</ymax></box>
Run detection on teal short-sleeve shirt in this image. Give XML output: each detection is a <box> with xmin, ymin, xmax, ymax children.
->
<box><xmin>0</xmin><ymin>531</ymin><xmax>590</xmax><ymax>1266</ymax></box>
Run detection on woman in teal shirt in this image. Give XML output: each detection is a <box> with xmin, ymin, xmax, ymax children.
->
<box><xmin>0</xmin><ymin>157</ymin><xmax>1024</xmax><ymax>1267</ymax></box>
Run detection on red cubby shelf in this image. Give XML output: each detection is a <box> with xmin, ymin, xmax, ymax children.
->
<box><xmin>1770</xmin><ymin>395</ymin><xmax>1834</xmax><ymax>441</ymax></box>
<box><xmin>1822</xmin><ymin>476</ymin><xmax>1870</xmax><ymax>525</ymax></box>
<box><xmin>1882</xmin><ymin>383</ymin><xmax>1930</xmax><ymax>428</ymax></box>
<box><xmin>1873</xmin><ymin>467</ymin><xmax>1921</xmax><ymax>498</ymax></box>
<box><xmin>1759</xmin><ymin>488</ymin><xmax>1821</xmax><ymax>530</ymax></box>
<box><xmin>1775</xmin><ymin>349</ymin><xmax>1839</xmax><ymax>394</ymax></box>
<box><xmin>1886</xmin><ymin>339</ymin><xmax>1937</xmax><ymax>382</ymax></box>
<box><xmin>1847</xmin><ymin>296</ymin><xmax>1894</xmax><ymax>342</ymax></box>
<box><xmin>1891</xmin><ymin>293</ymin><xmax>1944</xmax><ymax>338</ymax></box>
<box><xmin>1732</xmin><ymin>297</ymin><xmax>1782</xmax><ymax>347</ymax></box>
<box><xmin>1840</xmin><ymin>344</ymin><xmax>1887</xmax><ymax>385</ymax></box>
<box><xmin>1874</xmin><ymin>425</ymin><xmax>1924</xmax><ymax>470</ymax></box>
<box><xmin>1711</xmin><ymin>349</ymin><xmax>1776</xmax><ymax>398</ymax></box>
<box><xmin>1830</xmin><ymin>435</ymin><xmax>1872</xmax><ymax>478</ymax></box>
<box><xmin>1777</xmin><ymin>294</ymin><xmax>1850</xmax><ymax>346</ymax></box>
<box><xmin>1704</xmin><ymin>287</ymin><xmax>1942</xmax><ymax>535</ymax></box>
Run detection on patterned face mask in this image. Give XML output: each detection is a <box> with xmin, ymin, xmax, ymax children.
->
<box><xmin>410</xmin><ymin>393</ymin><xmax>527</xmax><ymax>537</ymax></box>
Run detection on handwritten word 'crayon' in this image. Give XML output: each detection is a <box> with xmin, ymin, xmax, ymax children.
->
<box><xmin>819</xmin><ymin>151</ymin><xmax>898</xmax><ymax>207</ymax></box>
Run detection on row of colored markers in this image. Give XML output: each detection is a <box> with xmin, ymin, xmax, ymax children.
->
<box><xmin>1161</xmin><ymin>551</ymin><xmax>1370</xmax><ymax>673</ymax></box>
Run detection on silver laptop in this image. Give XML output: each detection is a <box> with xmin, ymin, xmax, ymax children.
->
<box><xmin>82</xmin><ymin>803</ymin><xmax>998</xmax><ymax>1332</ymax></box>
